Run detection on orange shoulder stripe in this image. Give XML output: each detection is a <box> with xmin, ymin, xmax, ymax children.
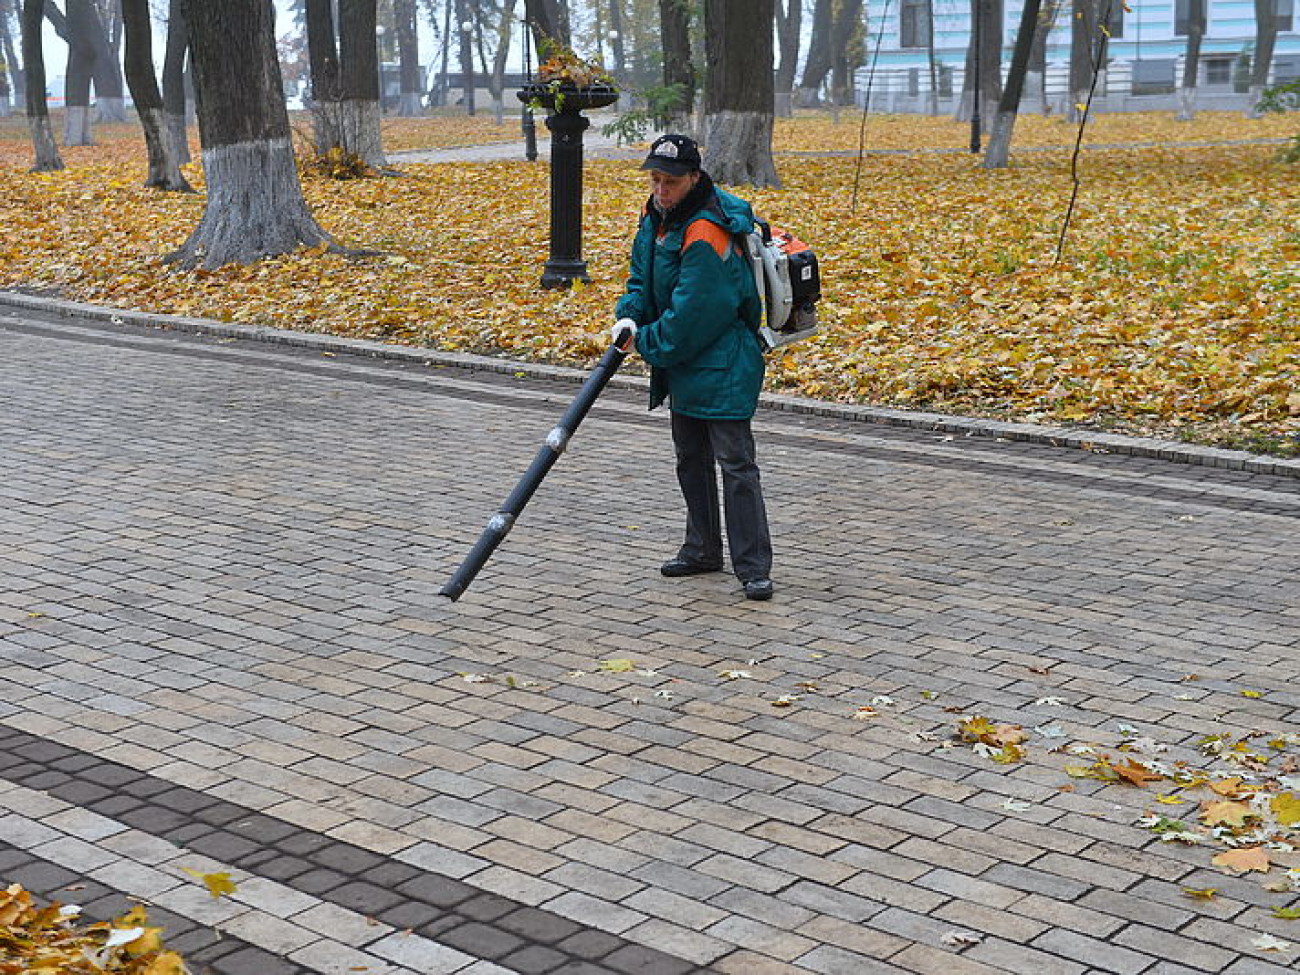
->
<box><xmin>683</xmin><ymin>220</ymin><xmax>733</xmax><ymax>259</ymax></box>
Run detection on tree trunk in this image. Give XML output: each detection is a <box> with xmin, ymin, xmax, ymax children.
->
<box><xmin>168</xmin><ymin>0</ymin><xmax>336</xmax><ymax>269</ymax></box>
<box><xmin>338</xmin><ymin>0</ymin><xmax>385</xmax><ymax>166</ymax></box>
<box><xmin>1027</xmin><ymin>0</ymin><xmax>1058</xmax><ymax>113</ymax></box>
<box><xmin>307</xmin><ymin>0</ymin><xmax>385</xmax><ymax>167</ymax></box>
<box><xmin>0</xmin><ymin>11</ymin><xmax>10</xmax><ymax>117</ymax></box>
<box><xmin>42</xmin><ymin>0</ymin><xmax>67</xmax><ymax>40</ymax></box>
<box><xmin>703</xmin><ymin>0</ymin><xmax>778</xmax><ymax>187</ymax></box>
<box><xmin>63</xmin><ymin>0</ymin><xmax>97</xmax><ymax>145</ymax></box>
<box><xmin>984</xmin><ymin>0</ymin><xmax>1042</xmax><ymax>167</ymax></box>
<box><xmin>454</xmin><ymin>0</ymin><xmax>474</xmax><ymax>115</ymax></box>
<box><xmin>608</xmin><ymin>0</ymin><xmax>626</xmax><ymax>75</ymax></box>
<box><xmin>954</xmin><ymin>0</ymin><xmax>1001</xmax><ymax>124</ymax></box>
<box><xmin>828</xmin><ymin>0</ymin><xmax>864</xmax><ymax>106</ymax></box>
<box><xmin>122</xmin><ymin>0</ymin><xmax>191</xmax><ymax>190</ymax></box>
<box><xmin>1067</xmin><ymin>0</ymin><xmax>1097</xmax><ymax>121</ymax></box>
<box><xmin>434</xmin><ymin>0</ymin><xmax>451</xmax><ymax>107</ymax></box>
<box><xmin>1176</xmin><ymin>0</ymin><xmax>1204</xmax><ymax>121</ymax></box>
<box><xmin>524</xmin><ymin>0</ymin><xmax>568</xmax><ymax>51</ymax></box>
<box><xmin>393</xmin><ymin>0</ymin><xmax>421</xmax><ymax>115</ymax></box>
<box><xmin>484</xmin><ymin>0</ymin><xmax>517</xmax><ymax>123</ymax></box>
<box><xmin>1244</xmin><ymin>0</ymin><xmax>1277</xmax><ymax>118</ymax></box>
<box><xmin>926</xmin><ymin>0</ymin><xmax>941</xmax><ymax>114</ymax></box>
<box><xmin>305</xmin><ymin>0</ymin><xmax>342</xmax><ymax>152</ymax></box>
<box><xmin>591</xmin><ymin>0</ymin><xmax>606</xmax><ymax>67</ymax></box>
<box><xmin>660</xmin><ymin>0</ymin><xmax>695</xmax><ymax>125</ymax></box>
<box><xmin>774</xmin><ymin>0</ymin><xmax>800</xmax><ymax>117</ymax></box>
<box><xmin>2</xmin><ymin>2</ymin><xmax>25</xmax><ymax>109</ymax></box>
<box><xmin>87</xmin><ymin>0</ymin><xmax>126</xmax><ymax>123</ymax></box>
<box><xmin>21</xmin><ymin>0</ymin><xmax>61</xmax><ymax>170</ymax></box>
<box><xmin>956</xmin><ymin>0</ymin><xmax>1003</xmax><ymax>124</ymax></box>
<box><xmin>162</xmin><ymin>0</ymin><xmax>190</xmax><ymax>164</ymax></box>
<box><xmin>52</xmin><ymin>0</ymin><xmax>125</xmax><ymax>127</ymax></box>
<box><xmin>979</xmin><ymin>0</ymin><xmax>1003</xmax><ymax>121</ymax></box>
<box><xmin>796</xmin><ymin>0</ymin><xmax>831</xmax><ymax>105</ymax></box>
<box><xmin>3</xmin><ymin>10</ymin><xmax>26</xmax><ymax>108</ymax></box>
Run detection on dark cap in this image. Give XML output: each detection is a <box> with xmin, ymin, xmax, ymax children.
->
<box><xmin>640</xmin><ymin>134</ymin><xmax>702</xmax><ymax>176</ymax></box>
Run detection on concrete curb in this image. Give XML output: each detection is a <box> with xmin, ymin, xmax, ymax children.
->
<box><xmin>4</xmin><ymin>289</ymin><xmax>1297</xmax><ymax>479</ymax></box>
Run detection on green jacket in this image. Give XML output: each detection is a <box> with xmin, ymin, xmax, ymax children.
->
<box><xmin>615</xmin><ymin>176</ymin><xmax>764</xmax><ymax>419</ymax></box>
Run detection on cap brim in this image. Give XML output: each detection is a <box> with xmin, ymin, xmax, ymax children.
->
<box><xmin>640</xmin><ymin>157</ymin><xmax>693</xmax><ymax>176</ymax></box>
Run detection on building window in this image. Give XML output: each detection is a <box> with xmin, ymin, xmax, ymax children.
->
<box><xmin>1205</xmin><ymin>57</ymin><xmax>1232</xmax><ymax>84</ymax></box>
<box><xmin>1278</xmin><ymin>0</ymin><xmax>1294</xmax><ymax>32</ymax></box>
<box><xmin>900</xmin><ymin>0</ymin><xmax>931</xmax><ymax>48</ymax></box>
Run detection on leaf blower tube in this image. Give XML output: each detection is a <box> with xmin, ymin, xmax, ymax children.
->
<box><xmin>438</xmin><ymin>326</ymin><xmax>635</xmax><ymax>602</ymax></box>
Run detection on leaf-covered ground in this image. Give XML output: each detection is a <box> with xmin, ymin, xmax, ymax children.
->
<box><xmin>0</xmin><ymin>110</ymin><xmax>1295</xmax><ymax>454</ymax></box>
<box><xmin>0</xmin><ymin>884</ymin><xmax>188</xmax><ymax>974</ymax></box>
<box><xmin>776</xmin><ymin>107</ymin><xmax>1298</xmax><ymax>150</ymax></box>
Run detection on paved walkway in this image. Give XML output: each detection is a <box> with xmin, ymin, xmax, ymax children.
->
<box><xmin>2</xmin><ymin>300</ymin><xmax>1299</xmax><ymax>975</ymax></box>
<box><xmin>387</xmin><ymin>122</ymin><xmax>641</xmax><ymax>166</ymax></box>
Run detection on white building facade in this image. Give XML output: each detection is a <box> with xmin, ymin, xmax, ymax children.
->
<box><xmin>857</xmin><ymin>0</ymin><xmax>1299</xmax><ymax>112</ymax></box>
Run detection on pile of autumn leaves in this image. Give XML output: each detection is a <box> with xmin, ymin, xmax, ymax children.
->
<box><xmin>957</xmin><ymin>714</ymin><xmax>1300</xmax><ymax>934</ymax></box>
<box><xmin>0</xmin><ymin>890</ymin><xmax>186</xmax><ymax>975</ymax></box>
<box><xmin>0</xmin><ymin>111</ymin><xmax>1296</xmax><ymax>454</ymax></box>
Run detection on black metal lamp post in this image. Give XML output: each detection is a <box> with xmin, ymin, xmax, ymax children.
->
<box><xmin>517</xmin><ymin>83</ymin><xmax>619</xmax><ymax>289</ymax></box>
<box><xmin>970</xmin><ymin>0</ymin><xmax>983</xmax><ymax>153</ymax></box>
<box><xmin>520</xmin><ymin>19</ymin><xmax>538</xmax><ymax>162</ymax></box>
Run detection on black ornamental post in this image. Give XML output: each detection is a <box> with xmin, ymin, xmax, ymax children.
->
<box><xmin>518</xmin><ymin>83</ymin><xmax>618</xmax><ymax>289</ymax></box>
<box><xmin>970</xmin><ymin>0</ymin><xmax>983</xmax><ymax>153</ymax></box>
<box><xmin>520</xmin><ymin>18</ymin><xmax>538</xmax><ymax>162</ymax></box>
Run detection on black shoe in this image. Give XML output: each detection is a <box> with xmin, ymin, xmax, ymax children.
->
<box><xmin>661</xmin><ymin>558</ymin><xmax>724</xmax><ymax>578</ymax></box>
<box><xmin>743</xmin><ymin>578</ymin><xmax>774</xmax><ymax>601</ymax></box>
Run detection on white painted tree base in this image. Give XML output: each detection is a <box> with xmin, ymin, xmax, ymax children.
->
<box><xmin>64</xmin><ymin>106</ymin><xmax>93</xmax><ymax>146</ymax></box>
<box><xmin>167</xmin><ymin>139</ymin><xmax>335</xmax><ymax>269</ymax></box>
<box><xmin>28</xmin><ymin>117</ymin><xmax>63</xmax><ymax>172</ymax></box>
<box><xmin>137</xmin><ymin>106</ymin><xmax>192</xmax><ymax>191</ymax></box>
<box><xmin>702</xmin><ymin>110</ymin><xmax>780</xmax><ymax>188</ymax></box>
<box><xmin>96</xmin><ymin>96</ymin><xmax>127</xmax><ymax>123</ymax></box>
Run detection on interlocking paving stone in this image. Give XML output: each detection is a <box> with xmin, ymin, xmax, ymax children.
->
<box><xmin>0</xmin><ymin>841</ymin><xmax>317</xmax><ymax>975</ymax></box>
<box><xmin>0</xmin><ymin>728</ymin><xmax>705</xmax><ymax>972</ymax></box>
<box><xmin>3</xmin><ymin>309</ymin><xmax>1300</xmax><ymax>973</ymax></box>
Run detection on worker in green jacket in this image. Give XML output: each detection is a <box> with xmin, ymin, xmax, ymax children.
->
<box><xmin>612</xmin><ymin>134</ymin><xmax>774</xmax><ymax>601</ymax></box>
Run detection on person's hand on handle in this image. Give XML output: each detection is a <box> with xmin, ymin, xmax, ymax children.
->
<box><xmin>611</xmin><ymin>318</ymin><xmax>637</xmax><ymax>351</ymax></box>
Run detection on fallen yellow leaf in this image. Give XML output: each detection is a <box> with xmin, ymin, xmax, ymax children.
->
<box><xmin>1201</xmin><ymin>800</ymin><xmax>1255</xmax><ymax>828</ymax></box>
<box><xmin>1271</xmin><ymin>793</ymin><xmax>1300</xmax><ymax>828</ymax></box>
<box><xmin>1208</xmin><ymin>777</ymin><xmax>1248</xmax><ymax>798</ymax></box>
<box><xmin>1211</xmin><ymin>846</ymin><xmax>1270</xmax><ymax>875</ymax></box>
<box><xmin>181</xmin><ymin>867</ymin><xmax>238</xmax><ymax>899</ymax></box>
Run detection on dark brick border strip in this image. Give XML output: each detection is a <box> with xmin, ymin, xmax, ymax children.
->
<box><xmin>0</xmin><ymin>724</ymin><xmax>712</xmax><ymax>975</ymax></box>
<box><xmin>3</xmin><ymin>291</ymin><xmax>1297</xmax><ymax>478</ymax></box>
<box><xmin>0</xmin><ymin>840</ymin><xmax>311</xmax><ymax>975</ymax></box>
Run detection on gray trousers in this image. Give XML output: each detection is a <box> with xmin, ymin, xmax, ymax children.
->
<box><xmin>670</xmin><ymin>412</ymin><xmax>773</xmax><ymax>582</ymax></box>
